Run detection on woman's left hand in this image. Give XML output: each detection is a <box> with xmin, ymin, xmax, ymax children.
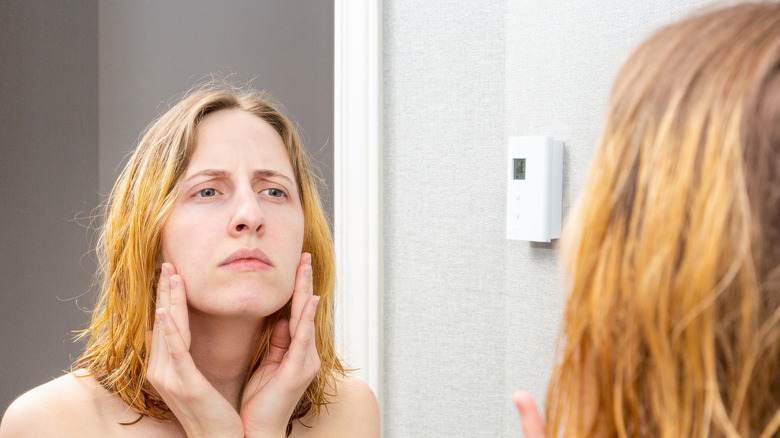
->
<box><xmin>239</xmin><ymin>253</ymin><xmax>322</xmax><ymax>438</ymax></box>
<box><xmin>512</xmin><ymin>391</ymin><xmax>545</xmax><ymax>438</ymax></box>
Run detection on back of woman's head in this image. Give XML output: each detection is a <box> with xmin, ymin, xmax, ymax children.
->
<box><xmin>547</xmin><ymin>2</ymin><xmax>780</xmax><ymax>436</ymax></box>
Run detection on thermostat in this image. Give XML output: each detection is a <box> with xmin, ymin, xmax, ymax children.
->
<box><xmin>506</xmin><ymin>136</ymin><xmax>563</xmax><ymax>242</ymax></box>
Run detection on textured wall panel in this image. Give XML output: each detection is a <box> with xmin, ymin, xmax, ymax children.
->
<box><xmin>383</xmin><ymin>0</ymin><xmax>721</xmax><ymax>436</ymax></box>
<box><xmin>383</xmin><ymin>0</ymin><xmax>507</xmax><ymax>436</ymax></box>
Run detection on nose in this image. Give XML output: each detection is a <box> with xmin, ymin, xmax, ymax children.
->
<box><xmin>228</xmin><ymin>187</ymin><xmax>265</xmax><ymax>236</ymax></box>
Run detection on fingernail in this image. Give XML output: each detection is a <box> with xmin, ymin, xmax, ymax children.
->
<box><xmin>313</xmin><ymin>295</ymin><xmax>321</xmax><ymax>306</ymax></box>
<box><xmin>305</xmin><ymin>252</ymin><xmax>312</xmax><ymax>266</ymax></box>
<box><xmin>169</xmin><ymin>276</ymin><xmax>178</xmax><ymax>290</ymax></box>
<box><xmin>161</xmin><ymin>263</ymin><xmax>170</xmax><ymax>278</ymax></box>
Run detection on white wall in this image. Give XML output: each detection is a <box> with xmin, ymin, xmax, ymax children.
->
<box><xmin>381</xmin><ymin>0</ymin><xmax>719</xmax><ymax>436</ymax></box>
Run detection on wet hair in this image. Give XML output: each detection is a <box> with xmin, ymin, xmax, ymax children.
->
<box><xmin>546</xmin><ymin>2</ymin><xmax>780</xmax><ymax>436</ymax></box>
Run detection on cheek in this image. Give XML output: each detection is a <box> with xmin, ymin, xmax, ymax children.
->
<box><xmin>291</xmin><ymin>212</ymin><xmax>306</xmax><ymax>256</ymax></box>
<box><xmin>159</xmin><ymin>215</ymin><xmax>196</xmax><ymax>265</ymax></box>
<box><xmin>279</xmin><ymin>212</ymin><xmax>306</xmax><ymax>280</ymax></box>
<box><xmin>160</xmin><ymin>217</ymin><xmax>183</xmax><ymax>263</ymax></box>
<box><xmin>159</xmin><ymin>227</ymin><xmax>174</xmax><ymax>263</ymax></box>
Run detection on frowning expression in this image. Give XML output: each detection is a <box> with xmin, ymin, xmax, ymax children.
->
<box><xmin>160</xmin><ymin>109</ymin><xmax>304</xmax><ymax>318</ymax></box>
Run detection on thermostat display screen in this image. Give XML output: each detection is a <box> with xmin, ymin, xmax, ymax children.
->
<box><xmin>513</xmin><ymin>158</ymin><xmax>526</xmax><ymax>180</ymax></box>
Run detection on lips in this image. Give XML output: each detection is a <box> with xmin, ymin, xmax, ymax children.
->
<box><xmin>220</xmin><ymin>248</ymin><xmax>273</xmax><ymax>271</ymax></box>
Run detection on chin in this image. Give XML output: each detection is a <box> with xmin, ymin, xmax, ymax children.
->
<box><xmin>201</xmin><ymin>292</ymin><xmax>290</xmax><ymax>318</ymax></box>
<box><xmin>185</xmin><ymin>278</ymin><xmax>293</xmax><ymax>317</ymax></box>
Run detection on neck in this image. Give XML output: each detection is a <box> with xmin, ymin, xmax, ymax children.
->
<box><xmin>186</xmin><ymin>310</ymin><xmax>266</xmax><ymax>409</ymax></box>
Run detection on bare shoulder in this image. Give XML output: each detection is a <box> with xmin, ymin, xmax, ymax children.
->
<box><xmin>0</xmin><ymin>370</ymin><xmax>145</xmax><ymax>437</ymax></box>
<box><xmin>292</xmin><ymin>375</ymin><xmax>380</xmax><ymax>437</ymax></box>
<box><xmin>0</xmin><ymin>371</ymin><xmax>98</xmax><ymax>436</ymax></box>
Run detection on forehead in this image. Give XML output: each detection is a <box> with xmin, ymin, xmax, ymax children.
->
<box><xmin>187</xmin><ymin>109</ymin><xmax>294</xmax><ymax>177</ymax></box>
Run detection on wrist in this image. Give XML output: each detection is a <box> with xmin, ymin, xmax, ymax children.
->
<box><xmin>179</xmin><ymin>416</ymin><xmax>244</xmax><ymax>438</ymax></box>
<box><xmin>243</xmin><ymin>425</ymin><xmax>287</xmax><ymax>438</ymax></box>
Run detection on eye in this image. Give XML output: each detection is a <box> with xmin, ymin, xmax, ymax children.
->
<box><xmin>195</xmin><ymin>188</ymin><xmax>219</xmax><ymax>198</ymax></box>
<box><xmin>261</xmin><ymin>188</ymin><xmax>286</xmax><ymax>198</ymax></box>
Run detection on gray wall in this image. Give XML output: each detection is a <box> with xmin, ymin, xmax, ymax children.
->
<box><xmin>0</xmin><ymin>0</ymin><xmax>99</xmax><ymax>413</ymax></box>
<box><xmin>382</xmin><ymin>0</ymin><xmax>718</xmax><ymax>436</ymax></box>
<box><xmin>1</xmin><ymin>1</ymin><xmax>333</xmax><ymax>413</ymax></box>
<box><xmin>98</xmin><ymin>1</ymin><xmax>335</xmax><ymax>211</ymax></box>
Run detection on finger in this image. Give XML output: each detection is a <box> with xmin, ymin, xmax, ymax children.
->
<box><xmin>169</xmin><ymin>274</ymin><xmax>190</xmax><ymax>348</ymax></box>
<box><xmin>149</xmin><ymin>264</ymin><xmax>172</xmax><ymax>374</ymax></box>
<box><xmin>157</xmin><ymin>263</ymin><xmax>173</xmax><ymax>311</ymax></box>
<box><xmin>156</xmin><ymin>308</ymin><xmax>197</xmax><ymax>375</ymax></box>
<box><xmin>512</xmin><ymin>391</ymin><xmax>546</xmax><ymax>438</ymax></box>
<box><xmin>266</xmin><ymin>319</ymin><xmax>292</xmax><ymax>365</ymax></box>
<box><xmin>244</xmin><ymin>319</ymin><xmax>291</xmax><ymax>392</ymax></box>
<box><xmin>148</xmin><ymin>308</ymin><xmax>169</xmax><ymax>382</ymax></box>
<box><xmin>289</xmin><ymin>253</ymin><xmax>313</xmax><ymax>337</ymax></box>
<box><xmin>285</xmin><ymin>295</ymin><xmax>320</xmax><ymax>366</ymax></box>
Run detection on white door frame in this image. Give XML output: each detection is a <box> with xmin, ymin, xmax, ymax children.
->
<box><xmin>333</xmin><ymin>0</ymin><xmax>383</xmax><ymax>406</ymax></box>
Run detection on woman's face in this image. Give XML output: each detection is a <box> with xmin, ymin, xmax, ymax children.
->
<box><xmin>160</xmin><ymin>109</ymin><xmax>304</xmax><ymax>318</ymax></box>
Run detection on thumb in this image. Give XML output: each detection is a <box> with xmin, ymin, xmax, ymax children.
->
<box><xmin>512</xmin><ymin>391</ymin><xmax>545</xmax><ymax>438</ymax></box>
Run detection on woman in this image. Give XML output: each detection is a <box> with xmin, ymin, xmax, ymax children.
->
<box><xmin>515</xmin><ymin>2</ymin><xmax>780</xmax><ymax>437</ymax></box>
<box><xmin>0</xmin><ymin>84</ymin><xmax>380</xmax><ymax>437</ymax></box>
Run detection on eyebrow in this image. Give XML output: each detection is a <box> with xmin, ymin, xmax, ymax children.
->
<box><xmin>184</xmin><ymin>169</ymin><xmax>296</xmax><ymax>186</ymax></box>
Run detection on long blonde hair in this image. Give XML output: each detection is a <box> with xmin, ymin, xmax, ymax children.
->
<box><xmin>76</xmin><ymin>82</ymin><xmax>344</xmax><ymax>426</ymax></box>
<box><xmin>546</xmin><ymin>3</ymin><xmax>780</xmax><ymax>436</ymax></box>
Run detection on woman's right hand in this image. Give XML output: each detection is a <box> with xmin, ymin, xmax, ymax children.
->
<box><xmin>512</xmin><ymin>391</ymin><xmax>545</xmax><ymax>438</ymax></box>
<box><xmin>146</xmin><ymin>263</ymin><xmax>244</xmax><ymax>438</ymax></box>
